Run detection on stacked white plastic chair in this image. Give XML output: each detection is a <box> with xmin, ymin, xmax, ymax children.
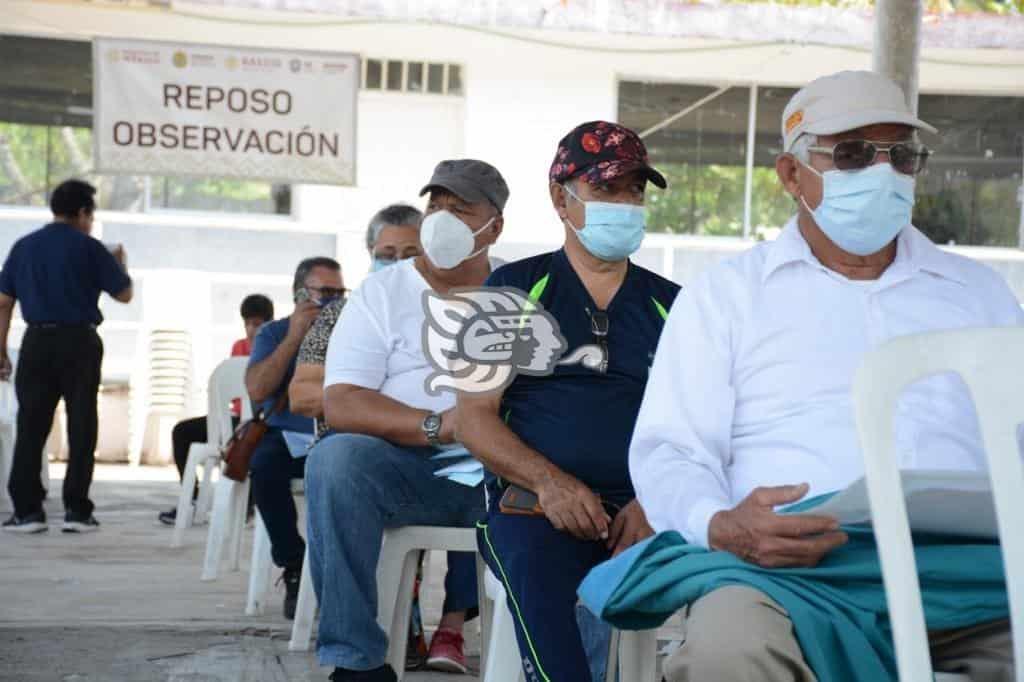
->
<box><xmin>129</xmin><ymin>329</ymin><xmax>192</xmax><ymax>466</ymax></box>
<box><xmin>169</xmin><ymin>356</ymin><xmax>250</xmax><ymax>548</ymax></box>
<box><xmin>853</xmin><ymin>327</ymin><xmax>1024</xmax><ymax>682</ymax></box>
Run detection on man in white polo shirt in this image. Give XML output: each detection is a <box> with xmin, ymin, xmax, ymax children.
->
<box><xmin>629</xmin><ymin>71</ymin><xmax>1022</xmax><ymax>681</ymax></box>
<box><xmin>305</xmin><ymin>159</ymin><xmax>508</xmax><ymax>682</ymax></box>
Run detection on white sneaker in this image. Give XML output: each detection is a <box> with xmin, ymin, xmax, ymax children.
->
<box><xmin>62</xmin><ymin>514</ymin><xmax>100</xmax><ymax>533</ymax></box>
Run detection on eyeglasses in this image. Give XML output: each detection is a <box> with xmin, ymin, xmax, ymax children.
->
<box><xmin>587</xmin><ymin>308</ymin><xmax>609</xmax><ymax>374</ymax></box>
<box><xmin>807</xmin><ymin>140</ymin><xmax>931</xmax><ymax>176</ymax></box>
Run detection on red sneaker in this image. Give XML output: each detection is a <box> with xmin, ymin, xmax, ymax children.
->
<box><xmin>426</xmin><ymin>627</ymin><xmax>467</xmax><ymax>674</ymax></box>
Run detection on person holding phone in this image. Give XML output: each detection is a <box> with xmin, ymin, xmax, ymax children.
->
<box><xmin>245</xmin><ymin>257</ymin><xmax>344</xmax><ymax>620</ymax></box>
<box><xmin>456</xmin><ymin>122</ymin><xmax>679</xmax><ymax>682</ymax></box>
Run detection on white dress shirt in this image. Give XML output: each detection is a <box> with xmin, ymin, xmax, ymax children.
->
<box><xmin>629</xmin><ymin>218</ymin><xmax>1024</xmax><ymax>548</ymax></box>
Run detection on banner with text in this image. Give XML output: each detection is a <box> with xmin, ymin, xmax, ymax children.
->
<box><xmin>93</xmin><ymin>39</ymin><xmax>358</xmax><ymax>185</ymax></box>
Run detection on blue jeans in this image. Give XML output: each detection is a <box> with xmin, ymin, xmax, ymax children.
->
<box><xmin>250</xmin><ymin>429</ymin><xmax>306</xmax><ymax>568</ymax></box>
<box><xmin>305</xmin><ymin>433</ymin><xmax>485</xmax><ymax>671</ymax></box>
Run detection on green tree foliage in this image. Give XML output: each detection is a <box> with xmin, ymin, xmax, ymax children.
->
<box><xmin>647</xmin><ymin>163</ymin><xmax>796</xmax><ymax>236</ymax></box>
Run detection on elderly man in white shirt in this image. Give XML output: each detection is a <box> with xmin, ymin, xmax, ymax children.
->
<box><xmin>630</xmin><ymin>70</ymin><xmax>1023</xmax><ymax>682</ymax></box>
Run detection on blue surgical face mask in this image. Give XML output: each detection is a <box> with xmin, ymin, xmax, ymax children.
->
<box><xmin>371</xmin><ymin>257</ymin><xmax>396</xmax><ymax>272</ymax></box>
<box><xmin>563</xmin><ymin>183</ymin><xmax>647</xmax><ymax>262</ymax></box>
<box><xmin>801</xmin><ymin>161</ymin><xmax>915</xmax><ymax>256</ymax></box>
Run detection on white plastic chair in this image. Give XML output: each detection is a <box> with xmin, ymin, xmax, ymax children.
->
<box><xmin>287</xmin><ymin>525</ymin><xmax>487</xmax><ymax>681</ymax></box>
<box><xmin>201</xmin><ymin>473</ymin><xmax>250</xmax><ymax>580</ymax></box>
<box><xmin>245</xmin><ymin>478</ymin><xmax>305</xmax><ymax>616</ymax></box>
<box><xmin>853</xmin><ymin>327</ymin><xmax>1024</xmax><ymax>682</ymax></box>
<box><xmin>481</xmin><ymin>570</ymin><xmax>659</xmax><ymax>682</ymax></box>
<box><xmin>0</xmin><ymin>349</ymin><xmax>50</xmax><ymax>513</ymax></box>
<box><xmin>170</xmin><ymin>357</ymin><xmax>251</xmax><ymax>548</ymax></box>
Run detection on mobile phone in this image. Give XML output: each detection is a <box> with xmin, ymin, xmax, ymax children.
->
<box><xmin>294</xmin><ymin>287</ymin><xmax>311</xmax><ymax>304</ymax></box>
<box><xmin>499</xmin><ymin>485</ymin><xmax>544</xmax><ymax>516</ymax></box>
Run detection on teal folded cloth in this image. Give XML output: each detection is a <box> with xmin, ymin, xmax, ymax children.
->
<box><xmin>578</xmin><ymin>496</ymin><xmax>1008</xmax><ymax>682</ymax></box>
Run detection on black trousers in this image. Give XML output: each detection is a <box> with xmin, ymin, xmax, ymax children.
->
<box><xmin>9</xmin><ymin>327</ymin><xmax>103</xmax><ymax>517</ymax></box>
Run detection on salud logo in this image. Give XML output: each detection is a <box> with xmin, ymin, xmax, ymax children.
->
<box><xmin>172</xmin><ymin>51</ymin><xmax>188</xmax><ymax>68</ymax></box>
<box><xmin>421</xmin><ymin>287</ymin><xmax>605</xmax><ymax>396</ymax></box>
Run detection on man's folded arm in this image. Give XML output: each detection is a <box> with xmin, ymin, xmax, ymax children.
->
<box><xmin>629</xmin><ymin>278</ymin><xmax>737</xmax><ymax>548</ymax></box>
<box><xmin>457</xmin><ymin>389</ymin><xmax>558</xmax><ymax>491</ymax></box>
<box><xmin>322</xmin><ymin>288</ymin><xmax>436</xmax><ymax>447</ymax></box>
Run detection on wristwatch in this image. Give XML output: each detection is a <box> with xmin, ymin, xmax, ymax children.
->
<box><xmin>422</xmin><ymin>412</ymin><xmax>443</xmax><ymax>448</ymax></box>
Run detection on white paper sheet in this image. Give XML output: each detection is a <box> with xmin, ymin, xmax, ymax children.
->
<box><xmin>785</xmin><ymin>469</ymin><xmax>997</xmax><ymax>539</ymax></box>
<box><xmin>431</xmin><ymin>445</ymin><xmax>473</xmax><ymax>460</ymax></box>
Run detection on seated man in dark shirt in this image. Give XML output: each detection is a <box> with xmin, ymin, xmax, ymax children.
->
<box><xmin>458</xmin><ymin>122</ymin><xmax>680</xmax><ymax>681</ymax></box>
<box><xmin>245</xmin><ymin>257</ymin><xmax>344</xmax><ymax>619</ymax></box>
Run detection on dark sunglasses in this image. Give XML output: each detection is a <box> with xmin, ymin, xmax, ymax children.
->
<box><xmin>308</xmin><ymin>286</ymin><xmax>347</xmax><ymax>299</ymax></box>
<box><xmin>588</xmin><ymin>309</ymin><xmax>609</xmax><ymax>374</ymax></box>
<box><xmin>807</xmin><ymin>139</ymin><xmax>930</xmax><ymax>176</ymax></box>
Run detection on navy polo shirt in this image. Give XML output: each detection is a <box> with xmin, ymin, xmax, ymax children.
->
<box><xmin>0</xmin><ymin>222</ymin><xmax>131</xmax><ymax>325</ymax></box>
<box><xmin>248</xmin><ymin>317</ymin><xmax>314</xmax><ymax>434</ymax></box>
<box><xmin>486</xmin><ymin>249</ymin><xmax>680</xmax><ymax>505</ymax></box>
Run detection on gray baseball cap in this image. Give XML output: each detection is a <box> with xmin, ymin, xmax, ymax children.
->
<box><xmin>419</xmin><ymin>159</ymin><xmax>510</xmax><ymax>213</ymax></box>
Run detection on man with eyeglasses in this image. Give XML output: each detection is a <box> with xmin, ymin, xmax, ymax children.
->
<box><xmin>630</xmin><ymin>71</ymin><xmax>1023</xmax><ymax>681</ymax></box>
<box><xmin>457</xmin><ymin>121</ymin><xmax>680</xmax><ymax>681</ymax></box>
<box><xmin>245</xmin><ymin>256</ymin><xmax>345</xmax><ymax>620</ymax></box>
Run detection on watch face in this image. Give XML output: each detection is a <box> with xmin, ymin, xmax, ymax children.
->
<box><xmin>424</xmin><ymin>414</ymin><xmax>441</xmax><ymax>432</ymax></box>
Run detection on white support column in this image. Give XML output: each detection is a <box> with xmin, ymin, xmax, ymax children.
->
<box><xmin>872</xmin><ymin>0</ymin><xmax>924</xmax><ymax>112</ymax></box>
<box><xmin>742</xmin><ymin>84</ymin><xmax>758</xmax><ymax>240</ymax></box>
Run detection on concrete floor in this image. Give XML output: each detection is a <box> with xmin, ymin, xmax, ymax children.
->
<box><xmin>0</xmin><ymin>464</ymin><xmax>679</xmax><ymax>682</ymax></box>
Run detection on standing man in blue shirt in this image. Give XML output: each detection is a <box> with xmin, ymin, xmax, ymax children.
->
<box><xmin>245</xmin><ymin>256</ymin><xmax>344</xmax><ymax>619</ymax></box>
<box><xmin>457</xmin><ymin>122</ymin><xmax>680</xmax><ymax>681</ymax></box>
<box><xmin>1</xmin><ymin>179</ymin><xmax>132</xmax><ymax>534</ymax></box>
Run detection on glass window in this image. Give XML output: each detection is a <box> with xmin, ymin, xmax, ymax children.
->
<box><xmin>448</xmin><ymin>64</ymin><xmax>464</xmax><ymax>96</ymax></box>
<box><xmin>752</xmin><ymin>86</ymin><xmax>801</xmax><ymax>238</ymax></box>
<box><xmin>914</xmin><ymin>94</ymin><xmax>1024</xmax><ymax>248</ymax></box>
<box><xmin>386</xmin><ymin>60</ymin><xmax>404</xmax><ymax>91</ymax></box>
<box><xmin>365</xmin><ymin>59</ymin><xmax>383</xmax><ymax>90</ymax></box>
<box><xmin>151</xmin><ymin>177</ymin><xmax>291</xmax><ymax>215</ymax></box>
<box><xmin>407</xmin><ymin>62</ymin><xmax>424</xmax><ymax>93</ymax></box>
<box><xmin>618</xmin><ymin>82</ymin><xmax>751</xmax><ymax>236</ymax></box>
<box><xmin>427</xmin><ymin>63</ymin><xmax>445</xmax><ymax>94</ymax></box>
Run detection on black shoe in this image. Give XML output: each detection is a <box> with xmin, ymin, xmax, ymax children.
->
<box><xmin>62</xmin><ymin>512</ymin><xmax>100</xmax><ymax>533</ymax></box>
<box><xmin>2</xmin><ymin>511</ymin><xmax>47</xmax><ymax>534</ymax></box>
<box><xmin>280</xmin><ymin>563</ymin><xmax>302</xmax><ymax>620</ymax></box>
<box><xmin>158</xmin><ymin>508</ymin><xmax>177</xmax><ymax>526</ymax></box>
<box><xmin>329</xmin><ymin>665</ymin><xmax>397</xmax><ymax>682</ymax></box>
